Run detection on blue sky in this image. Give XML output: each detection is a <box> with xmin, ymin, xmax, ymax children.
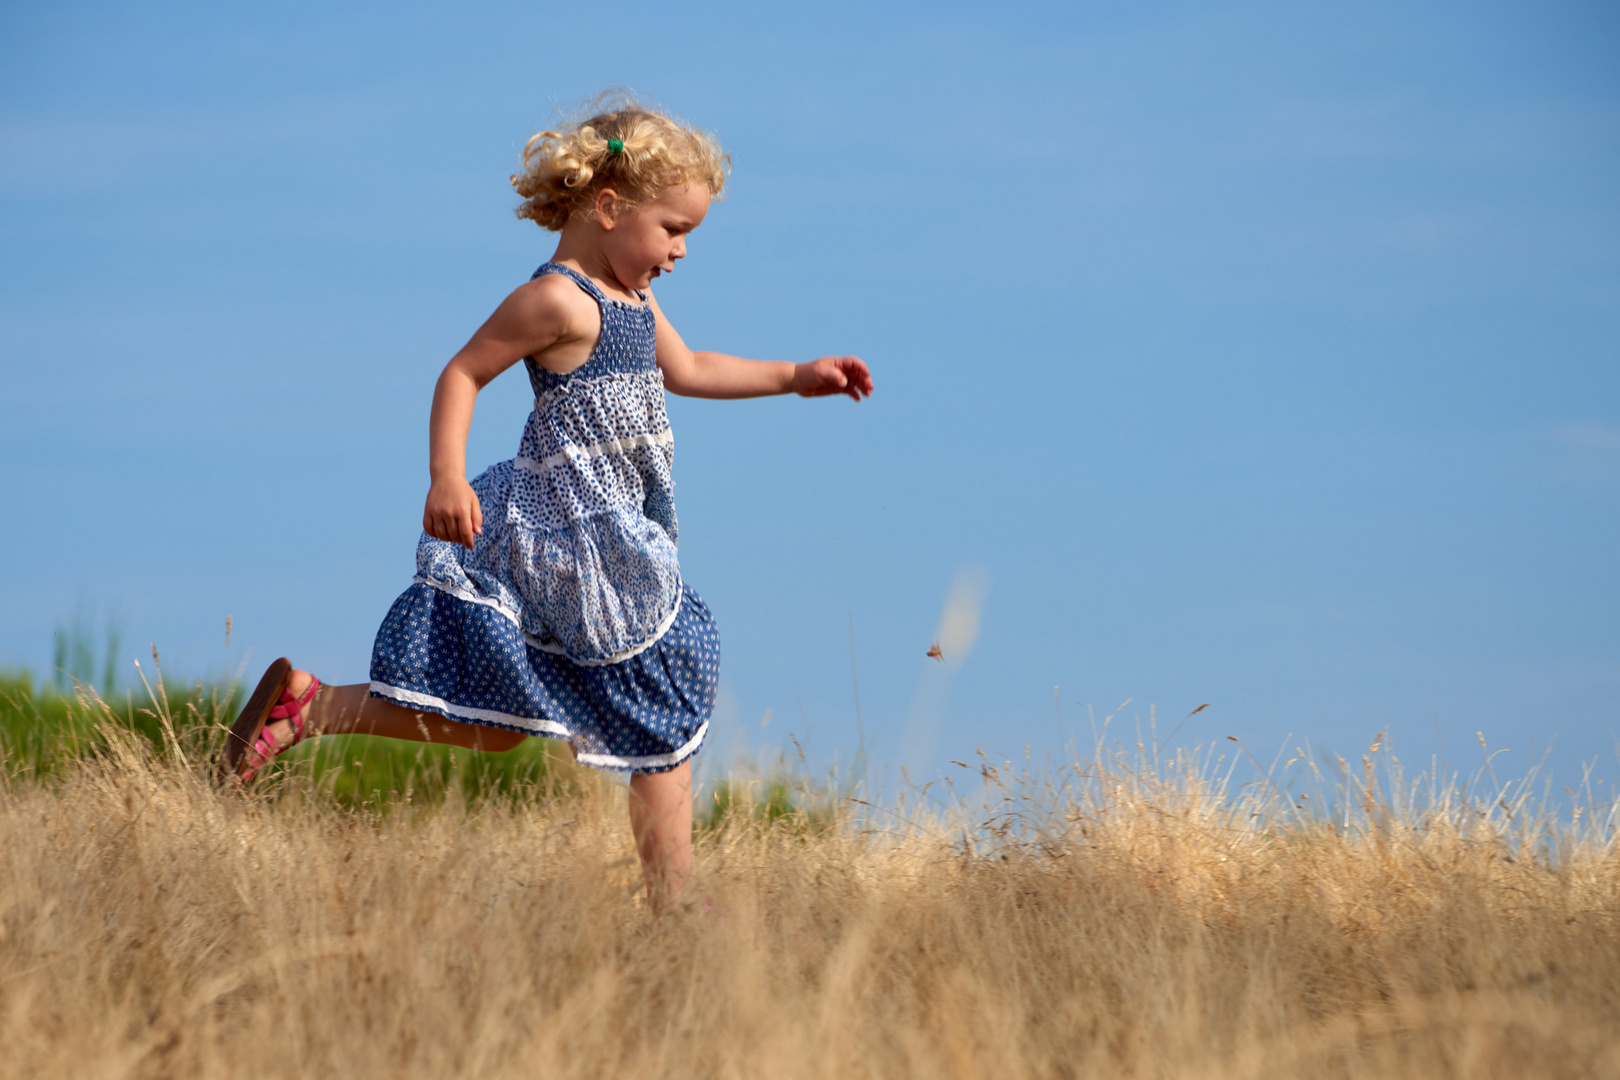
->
<box><xmin>3</xmin><ymin>0</ymin><xmax>1617</xmax><ymax>792</ymax></box>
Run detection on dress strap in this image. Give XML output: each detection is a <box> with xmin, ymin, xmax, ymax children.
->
<box><xmin>532</xmin><ymin>262</ymin><xmax>608</xmax><ymax>301</ymax></box>
<box><xmin>531</xmin><ymin>262</ymin><xmax>648</xmax><ymax>303</ymax></box>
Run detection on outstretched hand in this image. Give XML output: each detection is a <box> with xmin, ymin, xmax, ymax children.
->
<box><xmin>791</xmin><ymin>355</ymin><xmax>874</xmax><ymax>401</ymax></box>
<box><xmin>424</xmin><ymin>477</ymin><xmax>483</xmax><ymax>550</ymax></box>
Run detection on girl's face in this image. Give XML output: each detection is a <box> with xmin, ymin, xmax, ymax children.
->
<box><xmin>599</xmin><ymin>183</ymin><xmax>711</xmax><ymax>291</ymax></box>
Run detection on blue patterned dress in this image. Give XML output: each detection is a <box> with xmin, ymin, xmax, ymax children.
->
<box><xmin>369</xmin><ymin>262</ymin><xmax>720</xmax><ymax>773</ymax></box>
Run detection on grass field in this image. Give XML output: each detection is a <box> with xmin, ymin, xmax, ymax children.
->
<box><xmin>1</xmin><ymin>675</ymin><xmax>1617</xmax><ymax>1078</ymax></box>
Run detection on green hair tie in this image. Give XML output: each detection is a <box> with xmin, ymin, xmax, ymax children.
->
<box><xmin>606</xmin><ymin>138</ymin><xmax>624</xmax><ymax>155</ymax></box>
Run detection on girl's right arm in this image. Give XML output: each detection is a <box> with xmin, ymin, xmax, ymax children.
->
<box><xmin>423</xmin><ymin>281</ymin><xmax>572</xmax><ymax>549</ymax></box>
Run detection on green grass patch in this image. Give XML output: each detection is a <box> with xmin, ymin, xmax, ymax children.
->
<box><xmin>2</xmin><ymin>665</ymin><xmax>849</xmax><ymax>823</ymax></box>
<box><xmin>0</xmin><ymin>670</ymin><xmax>583</xmax><ymax>808</ymax></box>
<box><xmin>0</xmin><ymin>668</ymin><xmax>239</xmax><ymax>780</ymax></box>
<box><xmin>698</xmin><ymin>769</ymin><xmax>843</xmax><ymax>836</ymax></box>
<box><xmin>279</xmin><ymin>728</ymin><xmax>588</xmax><ymax>810</ymax></box>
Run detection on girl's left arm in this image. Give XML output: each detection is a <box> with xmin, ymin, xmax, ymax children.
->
<box><xmin>649</xmin><ymin>294</ymin><xmax>873</xmax><ymax>401</ymax></box>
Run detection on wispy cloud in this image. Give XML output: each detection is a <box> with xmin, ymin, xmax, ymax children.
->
<box><xmin>899</xmin><ymin>567</ymin><xmax>991</xmax><ymax>784</ymax></box>
<box><xmin>931</xmin><ymin>567</ymin><xmax>990</xmax><ymax>670</ymax></box>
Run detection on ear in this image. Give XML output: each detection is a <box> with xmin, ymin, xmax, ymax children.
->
<box><xmin>593</xmin><ymin>188</ymin><xmax>622</xmax><ymax>229</ymax></box>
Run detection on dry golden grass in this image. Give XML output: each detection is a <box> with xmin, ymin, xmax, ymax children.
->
<box><xmin>2</xmin><ymin>712</ymin><xmax>1618</xmax><ymax>1079</ymax></box>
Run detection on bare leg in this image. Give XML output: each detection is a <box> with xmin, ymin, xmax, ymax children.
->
<box><xmin>249</xmin><ymin>670</ymin><xmax>691</xmax><ymax>907</ymax></box>
<box><xmin>629</xmin><ymin>762</ymin><xmax>693</xmax><ymax>911</ymax></box>
<box><xmin>245</xmin><ymin>669</ymin><xmax>526</xmax><ymax>770</ymax></box>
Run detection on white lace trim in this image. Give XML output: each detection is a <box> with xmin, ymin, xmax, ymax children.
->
<box><xmin>524</xmin><ymin>592</ymin><xmax>681</xmax><ymax>666</ymax></box>
<box><xmin>412</xmin><ymin>574</ymin><xmax>682</xmax><ymax>667</ymax></box>
<box><xmin>575</xmin><ymin>720</ymin><xmax>708</xmax><ymax>771</ymax></box>
<box><xmin>412</xmin><ymin>575</ymin><xmax>522</xmax><ymax>624</ymax></box>
<box><xmin>514</xmin><ymin>428</ymin><xmax>674</xmax><ymax>475</ymax></box>
<box><xmin>367</xmin><ymin>685</ymin><xmax>708</xmax><ymax>771</ymax></box>
<box><xmin>368</xmin><ymin>681</ymin><xmax>571</xmax><ymax>737</ymax></box>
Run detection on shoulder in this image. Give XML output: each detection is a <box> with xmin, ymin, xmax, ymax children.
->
<box><xmin>501</xmin><ymin>272</ymin><xmax>598</xmax><ymax>337</ymax></box>
<box><xmin>515</xmin><ymin>270</ymin><xmax>595</xmax><ymax>316</ymax></box>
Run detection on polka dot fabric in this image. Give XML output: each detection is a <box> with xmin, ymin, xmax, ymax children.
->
<box><xmin>368</xmin><ymin>263</ymin><xmax>719</xmax><ymax>773</ymax></box>
<box><xmin>370</xmin><ymin>581</ymin><xmax>719</xmax><ymax>772</ymax></box>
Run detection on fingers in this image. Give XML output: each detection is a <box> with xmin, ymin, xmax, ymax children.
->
<box><xmin>427</xmin><ymin>514</ymin><xmax>463</xmax><ymax>548</ymax></box>
<box><xmin>847</xmin><ymin>356</ymin><xmax>874</xmax><ymax>394</ymax></box>
<box><xmin>423</xmin><ymin>491</ymin><xmax>483</xmax><ymax>549</ymax></box>
<box><xmin>453</xmin><ymin>500</ymin><xmax>482</xmax><ymax>549</ymax></box>
<box><xmin>802</xmin><ymin>356</ymin><xmax>872</xmax><ymax>400</ymax></box>
<box><xmin>794</xmin><ymin>356</ymin><xmax>872</xmax><ymax>400</ymax></box>
<box><xmin>830</xmin><ymin>355</ymin><xmax>872</xmax><ymax>400</ymax></box>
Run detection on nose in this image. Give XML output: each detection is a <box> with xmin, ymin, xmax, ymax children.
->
<box><xmin>672</xmin><ymin>237</ymin><xmax>686</xmax><ymax>260</ymax></box>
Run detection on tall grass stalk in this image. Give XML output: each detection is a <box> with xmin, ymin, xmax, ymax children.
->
<box><xmin>0</xmin><ymin>684</ymin><xmax>1616</xmax><ymax>1078</ymax></box>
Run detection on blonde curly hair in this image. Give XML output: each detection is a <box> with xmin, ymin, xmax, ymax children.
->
<box><xmin>511</xmin><ymin>95</ymin><xmax>729</xmax><ymax>231</ymax></box>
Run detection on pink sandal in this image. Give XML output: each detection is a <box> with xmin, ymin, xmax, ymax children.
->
<box><xmin>218</xmin><ymin>658</ymin><xmax>322</xmax><ymax>784</ymax></box>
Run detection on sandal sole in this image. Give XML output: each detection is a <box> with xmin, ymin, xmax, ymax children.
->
<box><xmin>217</xmin><ymin>657</ymin><xmax>293</xmax><ymax>785</ymax></box>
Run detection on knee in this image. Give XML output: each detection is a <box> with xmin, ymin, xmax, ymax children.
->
<box><xmin>477</xmin><ymin>730</ymin><xmax>528</xmax><ymax>753</ymax></box>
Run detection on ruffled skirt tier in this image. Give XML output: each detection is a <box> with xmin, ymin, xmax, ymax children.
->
<box><xmin>370</xmin><ymin>578</ymin><xmax>718</xmax><ymax>773</ymax></box>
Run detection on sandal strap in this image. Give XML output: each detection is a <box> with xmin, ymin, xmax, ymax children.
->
<box><xmin>241</xmin><ymin>675</ymin><xmax>321</xmax><ymax>781</ymax></box>
<box><xmin>268</xmin><ymin>675</ymin><xmax>321</xmax><ymax>740</ymax></box>
<box><xmin>241</xmin><ymin>730</ymin><xmax>281</xmax><ymax>783</ymax></box>
<box><xmin>252</xmin><ymin>729</ymin><xmax>281</xmax><ymax>762</ymax></box>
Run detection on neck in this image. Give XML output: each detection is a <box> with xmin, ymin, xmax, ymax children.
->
<box><xmin>549</xmin><ymin>228</ymin><xmax>636</xmax><ymax>299</ymax></box>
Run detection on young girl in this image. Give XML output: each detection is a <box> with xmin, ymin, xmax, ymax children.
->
<box><xmin>218</xmin><ymin>98</ymin><xmax>872</xmax><ymax>907</ymax></box>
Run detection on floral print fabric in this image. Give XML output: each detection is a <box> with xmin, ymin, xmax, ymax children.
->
<box><xmin>368</xmin><ymin>262</ymin><xmax>718</xmax><ymax>773</ymax></box>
